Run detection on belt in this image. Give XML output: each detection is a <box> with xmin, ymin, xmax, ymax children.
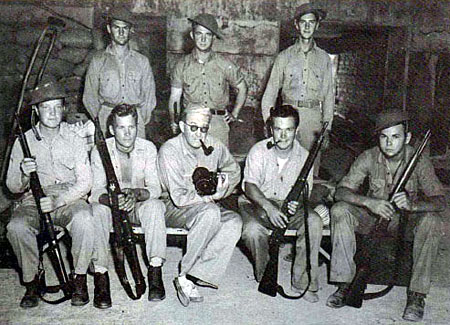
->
<box><xmin>210</xmin><ymin>109</ymin><xmax>226</xmax><ymax>115</ymax></box>
<box><xmin>284</xmin><ymin>99</ymin><xmax>322</xmax><ymax>109</ymax></box>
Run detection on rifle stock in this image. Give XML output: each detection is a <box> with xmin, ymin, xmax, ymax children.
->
<box><xmin>344</xmin><ymin>130</ymin><xmax>431</xmax><ymax>307</ymax></box>
<box><xmin>258</xmin><ymin>123</ymin><xmax>328</xmax><ymax>297</ymax></box>
<box><xmin>93</xmin><ymin>117</ymin><xmax>146</xmax><ymax>300</ymax></box>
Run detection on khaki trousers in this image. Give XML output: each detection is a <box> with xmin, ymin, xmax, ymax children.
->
<box><xmin>329</xmin><ymin>201</ymin><xmax>442</xmax><ymax>294</ymax></box>
<box><xmin>7</xmin><ymin>199</ymin><xmax>95</xmax><ymax>283</ymax></box>
<box><xmin>209</xmin><ymin>115</ymin><xmax>230</xmax><ymax>147</ymax></box>
<box><xmin>91</xmin><ymin>199</ymin><xmax>167</xmax><ymax>270</ymax></box>
<box><xmin>239</xmin><ymin>201</ymin><xmax>323</xmax><ymax>291</ymax></box>
<box><xmin>165</xmin><ymin>201</ymin><xmax>242</xmax><ymax>286</ymax></box>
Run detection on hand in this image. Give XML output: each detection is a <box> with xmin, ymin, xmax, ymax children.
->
<box><xmin>391</xmin><ymin>192</ymin><xmax>413</xmax><ymax>211</ymax></box>
<box><xmin>224</xmin><ymin>111</ymin><xmax>237</xmax><ymax>124</ymax></box>
<box><xmin>170</xmin><ymin>122</ymin><xmax>179</xmax><ymax>135</ymax></box>
<box><xmin>118</xmin><ymin>189</ymin><xmax>136</xmax><ymax>213</ymax></box>
<box><xmin>20</xmin><ymin>157</ymin><xmax>37</xmax><ymax>177</ymax></box>
<box><xmin>263</xmin><ymin>201</ymin><xmax>288</xmax><ymax>229</ymax></box>
<box><xmin>211</xmin><ymin>173</ymin><xmax>229</xmax><ymax>201</ymax></box>
<box><xmin>365</xmin><ymin>197</ymin><xmax>396</xmax><ymax>221</ymax></box>
<box><xmin>39</xmin><ymin>196</ymin><xmax>59</xmax><ymax>213</ymax></box>
<box><xmin>287</xmin><ymin>200</ymin><xmax>300</xmax><ymax>216</ymax></box>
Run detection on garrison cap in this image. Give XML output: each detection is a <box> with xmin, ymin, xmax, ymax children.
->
<box><xmin>29</xmin><ymin>81</ymin><xmax>67</xmax><ymax>105</ymax></box>
<box><xmin>374</xmin><ymin>109</ymin><xmax>410</xmax><ymax>133</ymax></box>
<box><xmin>295</xmin><ymin>3</ymin><xmax>327</xmax><ymax>21</ymax></box>
<box><xmin>188</xmin><ymin>13</ymin><xmax>223</xmax><ymax>39</ymax></box>
<box><xmin>107</xmin><ymin>6</ymin><xmax>135</xmax><ymax>26</ymax></box>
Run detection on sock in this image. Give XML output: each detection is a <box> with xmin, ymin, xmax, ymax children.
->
<box><xmin>94</xmin><ymin>265</ymin><xmax>108</xmax><ymax>274</ymax></box>
<box><xmin>149</xmin><ymin>257</ymin><xmax>163</xmax><ymax>267</ymax></box>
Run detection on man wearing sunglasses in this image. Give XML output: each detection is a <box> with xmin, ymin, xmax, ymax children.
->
<box><xmin>158</xmin><ymin>106</ymin><xmax>242</xmax><ymax>307</ymax></box>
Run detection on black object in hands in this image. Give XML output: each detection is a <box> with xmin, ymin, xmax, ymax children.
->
<box><xmin>200</xmin><ymin>139</ymin><xmax>214</xmax><ymax>156</ymax></box>
<box><xmin>192</xmin><ymin>167</ymin><xmax>218</xmax><ymax>196</ymax></box>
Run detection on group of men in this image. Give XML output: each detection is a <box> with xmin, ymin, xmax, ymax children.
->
<box><xmin>4</xmin><ymin>3</ymin><xmax>446</xmax><ymax>323</ymax></box>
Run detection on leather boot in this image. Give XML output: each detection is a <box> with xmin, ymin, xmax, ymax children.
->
<box><xmin>148</xmin><ymin>266</ymin><xmax>165</xmax><ymax>301</ymax></box>
<box><xmin>326</xmin><ymin>283</ymin><xmax>350</xmax><ymax>308</ymax></box>
<box><xmin>20</xmin><ymin>277</ymin><xmax>40</xmax><ymax>308</ymax></box>
<box><xmin>94</xmin><ymin>272</ymin><xmax>112</xmax><ymax>309</ymax></box>
<box><xmin>71</xmin><ymin>274</ymin><xmax>89</xmax><ymax>306</ymax></box>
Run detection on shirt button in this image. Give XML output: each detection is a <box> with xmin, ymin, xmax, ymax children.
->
<box><xmin>122</xmin><ymin>85</ymin><xmax>125</xmax><ymax>87</ymax></box>
<box><xmin>204</xmin><ymin>92</ymin><xmax>207</xmax><ymax>94</ymax></box>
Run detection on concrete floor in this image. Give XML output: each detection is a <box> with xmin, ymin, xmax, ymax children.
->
<box><xmin>1</xmin><ymin>234</ymin><xmax>449</xmax><ymax>325</ymax></box>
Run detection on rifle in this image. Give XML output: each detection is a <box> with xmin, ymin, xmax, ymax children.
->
<box><xmin>258</xmin><ymin>122</ymin><xmax>328</xmax><ymax>298</ymax></box>
<box><xmin>93</xmin><ymin>117</ymin><xmax>146</xmax><ymax>300</ymax></box>
<box><xmin>345</xmin><ymin>130</ymin><xmax>431</xmax><ymax>308</ymax></box>
<box><xmin>4</xmin><ymin>17</ymin><xmax>72</xmax><ymax>304</ymax></box>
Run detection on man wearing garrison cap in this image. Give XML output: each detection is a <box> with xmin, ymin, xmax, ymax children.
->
<box><xmin>262</xmin><ymin>3</ymin><xmax>334</xmax><ymax>177</ymax></box>
<box><xmin>158</xmin><ymin>105</ymin><xmax>242</xmax><ymax>307</ymax></box>
<box><xmin>327</xmin><ymin>109</ymin><xmax>446</xmax><ymax>322</ymax></box>
<box><xmin>168</xmin><ymin>13</ymin><xmax>247</xmax><ymax>147</ymax></box>
<box><xmin>83</xmin><ymin>6</ymin><xmax>156</xmax><ymax>138</ymax></box>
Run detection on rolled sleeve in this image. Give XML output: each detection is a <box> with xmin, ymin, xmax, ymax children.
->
<box><xmin>171</xmin><ymin>59</ymin><xmax>184</xmax><ymax>89</ymax></box>
<box><xmin>6</xmin><ymin>139</ymin><xmax>28</xmax><ymax>194</ymax></box>
<box><xmin>225</xmin><ymin>60</ymin><xmax>245</xmax><ymax>88</ymax></box>
<box><xmin>416</xmin><ymin>156</ymin><xmax>445</xmax><ymax>197</ymax></box>
<box><xmin>338</xmin><ymin>151</ymin><xmax>370</xmax><ymax>191</ymax></box>
<box><xmin>322</xmin><ymin>57</ymin><xmax>335</xmax><ymax>130</ymax></box>
<box><xmin>242</xmin><ymin>145</ymin><xmax>263</xmax><ymax>191</ymax></box>
<box><xmin>217</xmin><ymin>144</ymin><xmax>241</xmax><ymax>198</ymax></box>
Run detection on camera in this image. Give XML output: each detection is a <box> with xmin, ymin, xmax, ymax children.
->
<box><xmin>192</xmin><ymin>167</ymin><xmax>218</xmax><ymax>196</ymax></box>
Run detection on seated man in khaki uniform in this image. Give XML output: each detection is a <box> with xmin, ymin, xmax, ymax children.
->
<box><xmin>6</xmin><ymin>81</ymin><xmax>96</xmax><ymax>308</ymax></box>
<box><xmin>239</xmin><ymin>105</ymin><xmax>323</xmax><ymax>303</ymax></box>
<box><xmin>90</xmin><ymin>104</ymin><xmax>167</xmax><ymax>308</ymax></box>
<box><xmin>158</xmin><ymin>106</ymin><xmax>242</xmax><ymax>307</ymax></box>
<box><xmin>327</xmin><ymin>110</ymin><xmax>446</xmax><ymax>322</ymax></box>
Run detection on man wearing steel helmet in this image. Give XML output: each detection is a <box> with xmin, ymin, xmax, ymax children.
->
<box><xmin>6</xmin><ymin>81</ymin><xmax>97</xmax><ymax>308</ymax></box>
<box><xmin>168</xmin><ymin>13</ymin><xmax>247</xmax><ymax>147</ymax></box>
<box><xmin>327</xmin><ymin>109</ymin><xmax>445</xmax><ymax>322</ymax></box>
<box><xmin>158</xmin><ymin>106</ymin><xmax>242</xmax><ymax>307</ymax></box>
<box><xmin>262</xmin><ymin>3</ymin><xmax>334</xmax><ymax>177</ymax></box>
<box><xmin>83</xmin><ymin>6</ymin><xmax>156</xmax><ymax>138</ymax></box>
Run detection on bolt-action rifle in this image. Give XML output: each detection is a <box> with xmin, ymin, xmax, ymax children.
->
<box><xmin>93</xmin><ymin>117</ymin><xmax>146</xmax><ymax>300</ymax></box>
<box><xmin>258</xmin><ymin>122</ymin><xmax>328</xmax><ymax>299</ymax></box>
<box><xmin>345</xmin><ymin>130</ymin><xmax>431</xmax><ymax>308</ymax></box>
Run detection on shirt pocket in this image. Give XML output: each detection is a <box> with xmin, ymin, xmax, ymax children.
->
<box><xmin>209</xmin><ymin>72</ymin><xmax>227</xmax><ymax>102</ymax></box>
<box><xmin>369</xmin><ymin>177</ymin><xmax>386</xmax><ymax>198</ymax></box>
<box><xmin>58</xmin><ymin>156</ymin><xmax>76</xmax><ymax>171</ymax></box>
<box><xmin>308</xmin><ymin>65</ymin><xmax>323</xmax><ymax>92</ymax></box>
<box><xmin>99</xmin><ymin>69</ymin><xmax>120</xmax><ymax>96</ymax></box>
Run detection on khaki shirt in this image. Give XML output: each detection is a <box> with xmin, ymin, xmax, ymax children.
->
<box><xmin>89</xmin><ymin>137</ymin><xmax>162</xmax><ymax>203</ymax></box>
<box><xmin>83</xmin><ymin>45</ymin><xmax>156</xmax><ymax>124</ymax></box>
<box><xmin>240</xmin><ymin>138</ymin><xmax>313</xmax><ymax>204</ymax></box>
<box><xmin>158</xmin><ymin>134</ymin><xmax>241</xmax><ymax>208</ymax></box>
<box><xmin>262</xmin><ymin>41</ymin><xmax>334</xmax><ymax>129</ymax></box>
<box><xmin>338</xmin><ymin>145</ymin><xmax>445</xmax><ymax>201</ymax></box>
<box><xmin>171</xmin><ymin>51</ymin><xmax>245</xmax><ymax>110</ymax></box>
<box><xmin>6</xmin><ymin>123</ymin><xmax>92</xmax><ymax>205</ymax></box>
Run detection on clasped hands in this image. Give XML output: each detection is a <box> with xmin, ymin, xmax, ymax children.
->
<box><xmin>366</xmin><ymin>192</ymin><xmax>412</xmax><ymax>223</ymax></box>
<box><xmin>263</xmin><ymin>201</ymin><xmax>299</xmax><ymax>229</ymax></box>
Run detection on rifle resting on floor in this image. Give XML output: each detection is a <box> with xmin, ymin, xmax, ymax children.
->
<box><xmin>345</xmin><ymin>129</ymin><xmax>431</xmax><ymax>308</ymax></box>
<box><xmin>258</xmin><ymin>122</ymin><xmax>328</xmax><ymax>299</ymax></box>
<box><xmin>92</xmin><ymin>117</ymin><xmax>146</xmax><ymax>300</ymax></box>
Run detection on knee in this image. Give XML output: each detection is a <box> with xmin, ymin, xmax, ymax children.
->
<box><xmin>330</xmin><ymin>202</ymin><xmax>352</xmax><ymax>224</ymax></box>
<box><xmin>417</xmin><ymin>213</ymin><xmax>442</xmax><ymax>235</ymax></box>
<box><xmin>308</xmin><ymin>211</ymin><xmax>323</xmax><ymax>233</ymax></box>
<box><xmin>198</xmin><ymin>202</ymin><xmax>221</xmax><ymax>225</ymax></box>
<box><xmin>6</xmin><ymin>218</ymin><xmax>28</xmax><ymax>238</ymax></box>
<box><xmin>140</xmin><ymin>199</ymin><xmax>166</xmax><ymax>216</ymax></box>
<box><xmin>242</xmin><ymin>219</ymin><xmax>267</xmax><ymax>242</ymax></box>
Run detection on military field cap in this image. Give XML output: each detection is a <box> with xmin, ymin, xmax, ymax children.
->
<box><xmin>374</xmin><ymin>109</ymin><xmax>410</xmax><ymax>133</ymax></box>
<box><xmin>29</xmin><ymin>81</ymin><xmax>67</xmax><ymax>105</ymax></box>
<box><xmin>188</xmin><ymin>13</ymin><xmax>223</xmax><ymax>39</ymax></box>
<box><xmin>295</xmin><ymin>3</ymin><xmax>327</xmax><ymax>21</ymax></box>
<box><xmin>107</xmin><ymin>6</ymin><xmax>135</xmax><ymax>26</ymax></box>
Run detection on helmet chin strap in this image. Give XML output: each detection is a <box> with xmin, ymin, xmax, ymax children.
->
<box><xmin>31</xmin><ymin>107</ymin><xmax>42</xmax><ymax>141</ymax></box>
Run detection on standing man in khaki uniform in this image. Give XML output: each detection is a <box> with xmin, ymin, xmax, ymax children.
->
<box><xmin>83</xmin><ymin>7</ymin><xmax>156</xmax><ymax>138</ymax></box>
<box><xmin>262</xmin><ymin>4</ymin><xmax>334</xmax><ymax>176</ymax></box>
<box><xmin>169</xmin><ymin>13</ymin><xmax>247</xmax><ymax>147</ymax></box>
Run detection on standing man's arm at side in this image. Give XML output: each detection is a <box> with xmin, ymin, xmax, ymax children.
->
<box><xmin>322</xmin><ymin>56</ymin><xmax>335</xmax><ymax>131</ymax></box>
<box><xmin>261</xmin><ymin>56</ymin><xmax>283</xmax><ymax>123</ymax></box>
<box><xmin>140</xmin><ymin>59</ymin><xmax>157</xmax><ymax>125</ymax></box>
<box><xmin>230</xmin><ymin>80</ymin><xmax>247</xmax><ymax>120</ymax></box>
<box><xmin>168</xmin><ymin>87</ymin><xmax>183</xmax><ymax>133</ymax></box>
<box><xmin>83</xmin><ymin>56</ymin><xmax>102</xmax><ymax>118</ymax></box>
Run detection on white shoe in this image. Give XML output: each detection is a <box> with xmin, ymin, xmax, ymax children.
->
<box><xmin>189</xmin><ymin>286</ymin><xmax>204</xmax><ymax>303</ymax></box>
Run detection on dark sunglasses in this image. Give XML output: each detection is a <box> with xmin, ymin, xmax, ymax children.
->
<box><xmin>185</xmin><ymin>122</ymin><xmax>209</xmax><ymax>133</ymax></box>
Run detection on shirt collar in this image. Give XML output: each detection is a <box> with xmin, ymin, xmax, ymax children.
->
<box><xmin>294</xmin><ymin>39</ymin><xmax>317</xmax><ymax>55</ymax></box>
<box><xmin>105</xmin><ymin>44</ymin><xmax>132</xmax><ymax>59</ymax></box>
<box><xmin>191</xmin><ymin>49</ymin><xmax>215</xmax><ymax>64</ymax></box>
